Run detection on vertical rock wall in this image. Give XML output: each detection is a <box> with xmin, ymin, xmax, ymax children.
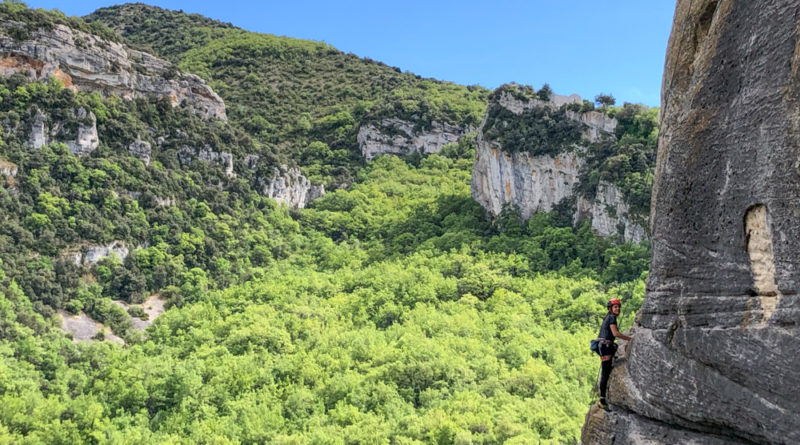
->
<box><xmin>581</xmin><ymin>1</ymin><xmax>800</xmax><ymax>444</ymax></box>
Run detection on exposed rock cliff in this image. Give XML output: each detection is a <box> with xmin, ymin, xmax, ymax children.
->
<box><xmin>65</xmin><ymin>107</ymin><xmax>99</xmax><ymax>155</ymax></box>
<box><xmin>259</xmin><ymin>165</ymin><xmax>325</xmax><ymax>209</ymax></box>
<box><xmin>471</xmin><ymin>86</ymin><xmax>646</xmax><ymax>241</ymax></box>
<box><xmin>127</xmin><ymin>138</ymin><xmax>151</xmax><ymax>165</ymax></box>
<box><xmin>0</xmin><ymin>19</ymin><xmax>226</xmax><ymax>120</ymax></box>
<box><xmin>178</xmin><ymin>145</ymin><xmax>234</xmax><ymax>177</ymax></box>
<box><xmin>472</xmin><ymin>145</ymin><xmax>582</xmax><ymax>220</ymax></box>
<box><xmin>68</xmin><ymin>241</ymin><xmax>129</xmax><ymax>266</ymax></box>
<box><xmin>27</xmin><ymin>107</ymin><xmax>99</xmax><ymax>155</ymax></box>
<box><xmin>574</xmin><ymin>181</ymin><xmax>646</xmax><ymax>243</ymax></box>
<box><xmin>581</xmin><ymin>1</ymin><xmax>800</xmax><ymax>444</ymax></box>
<box><xmin>358</xmin><ymin>117</ymin><xmax>473</xmax><ymax>160</ymax></box>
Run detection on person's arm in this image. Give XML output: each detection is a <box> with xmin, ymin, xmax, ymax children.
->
<box><xmin>610</xmin><ymin>324</ymin><xmax>631</xmax><ymax>341</ymax></box>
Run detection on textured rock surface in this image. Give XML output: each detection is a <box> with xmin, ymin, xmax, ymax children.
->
<box><xmin>28</xmin><ymin>108</ymin><xmax>48</xmax><ymax>148</ymax></box>
<box><xmin>58</xmin><ymin>310</ymin><xmax>124</xmax><ymax>345</ymax></box>
<box><xmin>68</xmin><ymin>241</ymin><xmax>129</xmax><ymax>266</ymax></box>
<box><xmin>127</xmin><ymin>138</ymin><xmax>152</xmax><ymax>166</ymax></box>
<box><xmin>565</xmin><ymin>110</ymin><xmax>618</xmax><ymax>144</ymax></box>
<box><xmin>471</xmin><ymin>88</ymin><xmax>645</xmax><ymax>241</ymax></box>
<box><xmin>27</xmin><ymin>107</ymin><xmax>99</xmax><ymax>155</ymax></box>
<box><xmin>112</xmin><ymin>295</ymin><xmax>165</xmax><ymax>331</ymax></box>
<box><xmin>574</xmin><ymin>181</ymin><xmax>646</xmax><ymax>243</ymax></box>
<box><xmin>65</xmin><ymin>108</ymin><xmax>99</xmax><ymax>155</ymax></box>
<box><xmin>178</xmin><ymin>145</ymin><xmax>234</xmax><ymax>177</ymax></box>
<box><xmin>581</xmin><ymin>1</ymin><xmax>800</xmax><ymax>444</ymax></box>
<box><xmin>0</xmin><ymin>20</ymin><xmax>226</xmax><ymax>120</ymax></box>
<box><xmin>260</xmin><ymin>165</ymin><xmax>325</xmax><ymax>209</ymax></box>
<box><xmin>358</xmin><ymin>118</ymin><xmax>473</xmax><ymax>160</ymax></box>
<box><xmin>472</xmin><ymin>143</ymin><xmax>582</xmax><ymax>220</ymax></box>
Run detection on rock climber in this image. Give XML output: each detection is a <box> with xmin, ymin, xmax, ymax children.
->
<box><xmin>597</xmin><ymin>298</ymin><xmax>631</xmax><ymax>411</ymax></box>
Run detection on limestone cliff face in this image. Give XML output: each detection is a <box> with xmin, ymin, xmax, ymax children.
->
<box><xmin>0</xmin><ymin>19</ymin><xmax>226</xmax><ymax>120</ymax></box>
<box><xmin>471</xmin><ymin>144</ymin><xmax>582</xmax><ymax>220</ymax></box>
<box><xmin>581</xmin><ymin>1</ymin><xmax>800</xmax><ymax>444</ymax></box>
<box><xmin>178</xmin><ymin>145</ymin><xmax>234</xmax><ymax>177</ymax></box>
<box><xmin>27</xmin><ymin>107</ymin><xmax>99</xmax><ymax>155</ymax></box>
<box><xmin>574</xmin><ymin>181</ymin><xmax>646</xmax><ymax>243</ymax></box>
<box><xmin>471</xmin><ymin>87</ymin><xmax>645</xmax><ymax>241</ymax></box>
<box><xmin>67</xmin><ymin>241</ymin><xmax>129</xmax><ymax>266</ymax></box>
<box><xmin>357</xmin><ymin>117</ymin><xmax>473</xmax><ymax>160</ymax></box>
<box><xmin>259</xmin><ymin>165</ymin><xmax>325</xmax><ymax>209</ymax></box>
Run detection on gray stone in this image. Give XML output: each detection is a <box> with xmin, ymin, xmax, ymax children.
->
<box><xmin>581</xmin><ymin>1</ymin><xmax>800</xmax><ymax>444</ymax></box>
<box><xmin>358</xmin><ymin>118</ymin><xmax>474</xmax><ymax>160</ymax></box>
<box><xmin>471</xmin><ymin>143</ymin><xmax>583</xmax><ymax>219</ymax></box>
<box><xmin>112</xmin><ymin>295</ymin><xmax>166</xmax><ymax>331</ymax></box>
<box><xmin>58</xmin><ymin>310</ymin><xmax>124</xmax><ymax>345</ymax></box>
<box><xmin>66</xmin><ymin>109</ymin><xmax>98</xmax><ymax>156</ymax></box>
<box><xmin>470</xmin><ymin>88</ymin><xmax>644</xmax><ymax>242</ymax></box>
<box><xmin>28</xmin><ymin>108</ymin><xmax>48</xmax><ymax>148</ymax></box>
<box><xmin>0</xmin><ymin>20</ymin><xmax>226</xmax><ymax>121</ymax></box>
<box><xmin>178</xmin><ymin>145</ymin><xmax>234</xmax><ymax>177</ymax></box>
<box><xmin>69</xmin><ymin>241</ymin><xmax>129</xmax><ymax>266</ymax></box>
<box><xmin>574</xmin><ymin>181</ymin><xmax>646</xmax><ymax>243</ymax></box>
<box><xmin>244</xmin><ymin>154</ymin><xmax>260</xmax><ymax>169</ymax></box>
<box><xmin>260</xmin><ymin>165</ymin><xmax>325</xmax><ymax>209</ymax></box>
<box><xmin>128</xmin><ymin>138</ymin><xmax>151</xmax><ymax>166</ymax></box>
<box><xmin>27</xmin><ymin>107</ymin><xmax>100</xmax><ymax>156</ymax></box>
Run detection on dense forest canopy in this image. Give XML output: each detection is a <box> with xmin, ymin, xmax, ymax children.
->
<box><xmin>0</xmin><ymin>3</ymin><xmax>656</xmax><ymax>443</ymax></box>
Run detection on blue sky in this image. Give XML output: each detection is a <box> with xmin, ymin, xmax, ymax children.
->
<box><xmin>27</xmin><ymin>1</ymin><xmax>676</xmax><ymax>107</ymax></box>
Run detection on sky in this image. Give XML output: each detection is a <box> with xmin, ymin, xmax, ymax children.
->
<box><xmin>27</xmin><ymin>1</ymin><xmax>676</xmax><ymax>107</ymax></box>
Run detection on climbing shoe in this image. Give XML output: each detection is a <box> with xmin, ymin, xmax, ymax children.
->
<box><xmin>597</xmin><ymin>399</ymin><xmax>611</xmax><ymax>412</ymax></box>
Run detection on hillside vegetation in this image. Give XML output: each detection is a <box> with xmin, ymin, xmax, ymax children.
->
<box><xmin>0</xmin><ymin>4</ymin><xmax>653</xmax><ymax>444</ymax></box>
<box><xmin>87</xmin><ymin>4</ymin><xmax>488</xmax><ymax>186</ymax></box>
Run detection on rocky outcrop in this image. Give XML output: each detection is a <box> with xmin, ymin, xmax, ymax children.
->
<box><xmin>27</xmin><ymin>107</ymin><xmax>99</xmax><ymax>155</ymax></box>
<box><xmin>0</xmin><ymin>19</ymin><xmax>226</xmax><ymax>120</ymax></box>
<box><xmin>472</xmin><ymin>145</ymin><xmax>582</xmax><ymax>220</ymax></box>
<box><xmin>496</xmin><ymin>90</ymin><xmax>579</xmax><ymax>113</ymax></box>
<box><xmin>65</xmin><ymin>108</ymin><xmax>99</xmax><ymax>155</ymax></box>
<box><xmin>68</xmin><ymin>241</ymin><xmax>129</xmax><ymax>266</ymax></box>
<box><xmin>471</xmin><ymin>87</ymin><xmax>644</xmax><ymax>241</ymax></box>
<box><xmin>112</xmin><ymin>295</ymin><xmax>165</xmax><ymax>331</ymax></box>
<box><xmin>574</xmin><ymin>181</ymin><xmax>646</xmax><ymax>243</ymax></box>
<box><xmin>128</xmin><ymin>138</ymin><xmax>151</xmax><ymax>166</ymax></box>
<box><xmin>260</xmin><ymin>165</ymin><xmax>325</xmax><ymax>209</ymax></box>
<box><xmin>178</xmin><ymin>145</ymin><xmax>234</xmax><ymax>177</ymax></box>
<box><xmin>493</xmin><ymin>89</ymin><xmax>616</xmax><ymax>144</ymax></box>
<box><xmin>565</xmin><ymin>110</ymin><xmax>618</xmax><ymax>144</ymax></box>
<box><xmin>58</xmin><ymin>310</ymin><xmax>124</xmax><ymax>344</ymax></box>
<box><xmin>358</xmin><ymin>118</ymin><xmax>473</xmax><ymax>160</ymax></box>
<box><xmin>581</xmin><ymin>1</ymin><xmax>800</xmax><ymax>444</ymax></box>
<box><xmin>28</xmin><ymin>108</ymin><xmax>48</xmax><ymax>148</ymax></box>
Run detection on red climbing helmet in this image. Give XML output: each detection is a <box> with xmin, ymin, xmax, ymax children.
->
<box><xmin>607</xmin><ymin>298</ymin><xmax>622</xmax><ymax>308</ymax></box>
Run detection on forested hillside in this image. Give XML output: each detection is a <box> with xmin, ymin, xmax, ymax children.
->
<box><xmin>0</xmin><ymin>3</ymin><xmax>652</xmax><ymax>443</ymax></box>
<box><xmin>88</xmin><ymin>4</ymin><xmax>488</xmax><ymax>186</ymax></box>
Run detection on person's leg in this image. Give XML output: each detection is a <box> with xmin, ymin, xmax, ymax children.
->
<box><xmin>599</xmin><ymin>358</ymin><xmax>613</xmax><ymax>401</ymax></box>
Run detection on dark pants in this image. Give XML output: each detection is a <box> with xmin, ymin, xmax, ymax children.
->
<box><xmin>598</xmin><ymin>342</ymin><xmax>617</xmax><ymax>400</ymax></box>
<box><xmin>599</xmin><ymin>359</ymin><xmax>613</xmax><ymax>400</ymax></box>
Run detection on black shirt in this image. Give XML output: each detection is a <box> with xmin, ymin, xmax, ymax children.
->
<box><xmin>598</xmin><ymin>313</ymin><xmax>617</xmax><ymax>341</ymax></box>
